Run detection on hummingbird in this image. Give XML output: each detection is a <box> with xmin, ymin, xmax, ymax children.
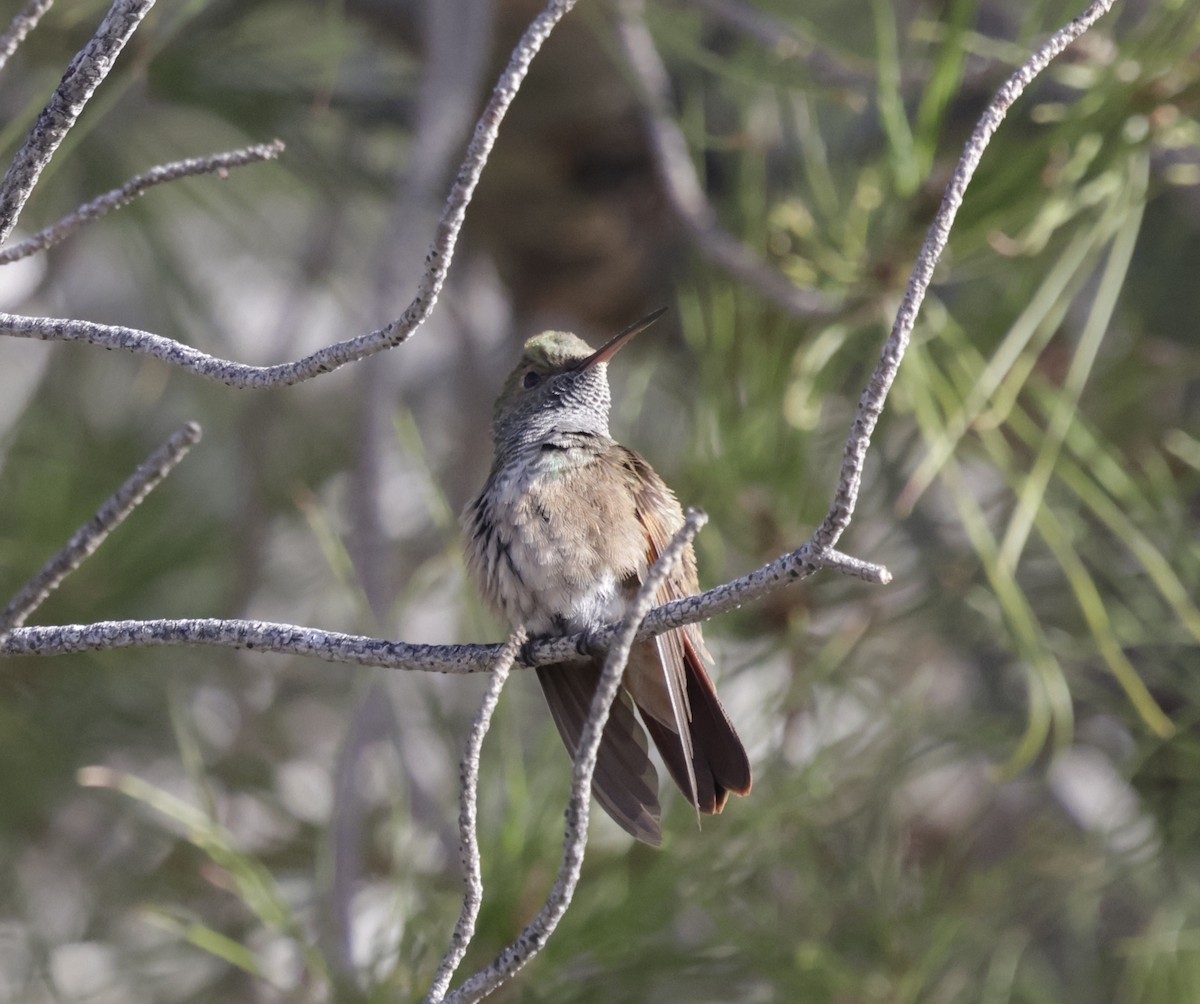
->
<box><xmin>463</xmin><ymin>309</ymin><xmax>751</xmax><ymax>845</ymax></box>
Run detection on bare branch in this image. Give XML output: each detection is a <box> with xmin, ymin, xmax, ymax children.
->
<box><xmin>812</xmin><ymin>547</ymin><xmax>893</xmax><ymax>583</ymax></box>
<box><xmin>614</xmin><ymin>0</ymin><xmax>834</xmax><ymax>319</ymax></box>
<box><xmin>0</xmin><ymin>0</ymin><xmax>580</xmax><ymax>387</ymax></box>
<box><xmin>0</xmin><ymin>0</ymin><xmax>155</xmax><ymax>245</ymax></box>
<box><xmin>0</xmin><ymin>537</ymin><xmax>886</xmax><ymax>668</ymax></box>
<box><xmin>0</xmin><ymin>618</ymin><xmax>489</xmax><ymax>670</ymax></box>
<box><xmin>811</xmin><ymin>0</ymin><xmax>1118</xmax><ymax>555</ymax></box>
<box><xmin>0</xmin><ymin>0</ymin><xmax>53</xmax><ymax>75</ymax></box>
<box><xmin>424</xmin><ymin>627</ymin><xmax>526</xmax><ymax>1004</ymax></box>
<box><xmin>443</xmin><ymin>511</ymin><xmax>707</xmax><ymax>1004</ymax></box>
<box><xmin>0</xmin><ymin>422</ymin><xmax>201</xmax><ymax>633</ymax></box>
<box><xmin>0</xmin><ymin>141</ymin><xmax>285</xmax><ymax>264</ymax></box>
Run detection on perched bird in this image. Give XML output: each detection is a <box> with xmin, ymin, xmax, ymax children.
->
<box><xmin>463</xmin><ymin>309</ymin><xmax>751</xmax><ymax>845</ymax></box>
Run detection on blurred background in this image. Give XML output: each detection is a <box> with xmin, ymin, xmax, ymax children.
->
<box><xmin>1</xmin><ymin>0</ymin><xmax>1199</xmax><ymax>1000</ymax></box>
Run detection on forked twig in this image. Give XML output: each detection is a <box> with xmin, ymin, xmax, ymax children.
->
<box><xmin>0</xmin><ymin>541</ymin><xmax>883</xmax><ymax>670</ymax></box>
<box><xmin>0</xmin><ymin>0</ymin><xmax>1122</xmax><ymax>684</ymax></box>
<box><xmin>0</xmin><ymin>0</ymin><xmax>156</xmax><ymax>245</ymax></box>
<box><xmin>0</xmin><ymin>0</ymin><xmax>581</xmax><ymax>387</ymax></box>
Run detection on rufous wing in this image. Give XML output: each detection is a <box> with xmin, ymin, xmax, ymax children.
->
<box><xmin>610</xmin><ymin>446</ymin><xmax>753</xmax><ymax>814</ymax></box>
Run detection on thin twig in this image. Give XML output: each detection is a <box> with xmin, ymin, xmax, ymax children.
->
<box><xmin>0</xmin><ymin>141</ymin><xmax>285</xmax><ymax>264</ymax></box>
<box><xmin>443</xmin><ymin>511</ymin><xmax>707</xmax><ymax>1004</ymax></box>
<box><xmin>0</xmin><ymin>422</ymin><xmax>201</xmax><ymax>632</ymax></box>
<box><xmin>614</xmin><ymin>0</ymin><xmax>834</xmax><ymax>319</ymax></box>
<box><xmin>424</xmin><ymin>627</ymin><xmax>526</xmax><ymax>1004</ymax></box>
<box><xmin>812</xmin><ymin>548</ymin><xmax>893</xmax><ymax>583</ymax></box>
<box><xmin>0</xmin><ymin>0</ymin><xmax>54</xmax><ymax>75</ymax></box>
<box><xmin>0</xmin><ymin>0</ymin><xmax>580</xmax><ymax>387</ymax></box>
<box><xmin>810</xmin><ymin>0</ymin><xmax>1118</xmax><ymax>555</ymax></box>
<box><xmin>0</xmin><ymin>0</ymin><xmax>155</xmax><ymax>246</ymax></box>
<box><xmin>0</xmin><ymin>618</ymin><xmax>498</xmax><ymax>669</ymax></box>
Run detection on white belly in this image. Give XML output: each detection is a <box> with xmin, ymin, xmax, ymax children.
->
<box><xmin>468</xmin><ymin>459</ymin><xmax>634</xmax><ymax>635</ymax></box>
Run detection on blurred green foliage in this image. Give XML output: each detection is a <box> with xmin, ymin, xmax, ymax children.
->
<box><xmin>1</xmin><ymin>0</ymin><xmax>1199</xmax><ymax>1002</ymax></box>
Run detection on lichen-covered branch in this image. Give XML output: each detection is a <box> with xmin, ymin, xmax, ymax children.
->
<box><xmin>0</xmin><ymin>0</ymin><xmax>580</xmax><ymax>387</ymax></box>
<box><xmin>0</xmin><ymin>0</ymin><xmax>1119</xmax><ymax>678</ymax></box>
<box><xmin>0</xmin><ymin>4</ymin><xmax>1127</xmax><ymax>997</ymax></box>
<box><xmin>0</xmin><ymin>541</ymin><xmax>884</xmax><ymax>669</ymax></box>
<box><xmin>0</xmin><ymin>0</ymin><xmax>155</xmax><ymax>245</ymax></box>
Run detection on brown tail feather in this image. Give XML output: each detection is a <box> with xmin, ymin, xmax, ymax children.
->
<box><xmin>642</xmin><ymin>635</ymin><xmax>751</xmax><ymax>814</ymax></box>
<box><xmin>537</xmin><ymin>662</ymin><xmax>663</xmax><ymax>846</ymax></box>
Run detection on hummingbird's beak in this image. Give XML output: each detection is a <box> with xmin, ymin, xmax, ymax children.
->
<box><xmin>576</xmin><ymin>307</ymin><xmax>667</xmax><ymax>371</ymax></box>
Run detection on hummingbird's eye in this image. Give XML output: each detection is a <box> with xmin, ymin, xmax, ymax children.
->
<box><xmin>522</xmin><ymin>370</ymin><xmax>541</xmax><ymax>390</ymax></box>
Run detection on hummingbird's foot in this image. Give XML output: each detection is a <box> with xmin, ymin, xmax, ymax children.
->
<box><xmin>574</xmin><ymin>626</ymin><xmax>606</xmax><ymax>659</ymax></box>
<box><xmin>518</xmin><ymin>628</ymin><xmax>605</xmax><ymax>665</ymax></box>
<box><xmin>519</xmin><ymin>633</ymin><xmax>552</xmax><ymax>667</ymax></box>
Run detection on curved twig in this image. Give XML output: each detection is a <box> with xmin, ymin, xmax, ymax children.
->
<box><xmin>0</xmin><ymin>0</ymin><xmax>580</xmax><ymax>387</ymax></box>
<box><xmin>0</xmin><ymin>3</ymin><xmax>1127</xmax><ymax>996</ymax></box>
<box><xmin>811</xmin><ymin>0</ymin><xmax>1118</xmax><ymax>554</ymax></box>
<box><xmin>0</xmin><ymin>2</ymin><xmax>1119</xmax><ymax>694</ymax></box>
